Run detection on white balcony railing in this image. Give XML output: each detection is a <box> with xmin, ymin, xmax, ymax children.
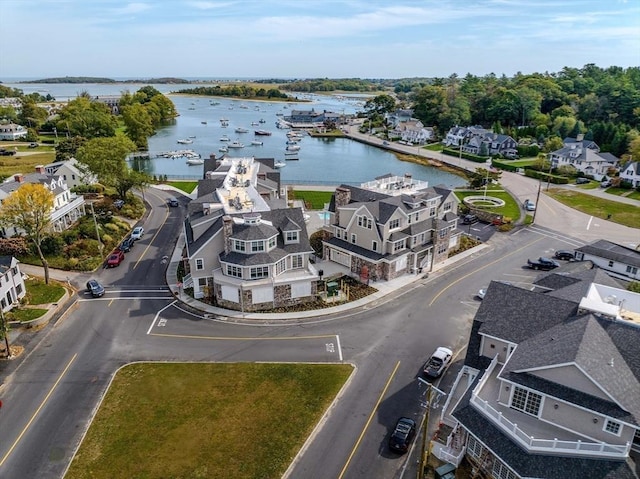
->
<box><xmin>470</xmin><ymin>393</ymin><xmax>630</xmax><ymax>459</ymax></box>
<box><xmin>50</xmin><ymin>195</ymin><xmax>85</xmax><ymax>222</ymax></box>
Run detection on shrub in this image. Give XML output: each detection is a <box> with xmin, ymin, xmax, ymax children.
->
<box><xmin>104</xmin><ymin>222</ymin><xmax>121</xmax><ymax>233</ymax></box>
<box><xmin>61</xmin><ymin>229</ymin><xmax>80</xmax><ymax>245</ymax></box>
<box><xmin>40</xmin><ymin>235</ymin><xmax>65</xmax><ymax>255</ymax></box>
<box><xmin>0</xmin><ymin>237</ymin><xmax>30</xmax><ymax>256</ymax></box>
<box><xmin>309</xmin><ymin>231</ymin><xmax>324</xmax><ymax>257</ymax></box>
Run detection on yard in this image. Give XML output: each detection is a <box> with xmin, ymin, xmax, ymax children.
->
<box><xmin>454</xmin><ymin>188</ymin><xmax>521</xmax><ymax>223</ymax></box>
<box><xmin>66</xmin><ymin>362</ymin><xmax>353</xmax><ymax>479</ymax></box>
<box><xmin>291</xmin><ymin>190</ymin><xmax>333</xmax><ymax>210</ymax></box>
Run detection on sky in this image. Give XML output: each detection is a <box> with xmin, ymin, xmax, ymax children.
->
<box><xmin>1</xmin><ymin>0</ymin><xmax>639</xmax><ymax>80</ymax></box>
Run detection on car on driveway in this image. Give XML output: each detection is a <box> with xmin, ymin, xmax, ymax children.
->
<box><xmin>106</xmin><ymin>250</ymin><xmax>125</xmax><ymax>267</ymax></box>
<box><xmin>462</xmin><ymin>214</ymin><xmax>479</xmax><ymax>225</ymax></box>
<box><xmin>554</xmin><ymin>250</ymin><xmax>575</xmax><ymax>261</ymax></box>
<box><xmin>119</xmin><ymin>237</ymin><xmax>135</xmax><ymax>253</ymax></box>
<box><xmin>131</xmin><ymin>226</ymin><xmax>144</xmax><ymax>240</ymax></box>
<box><xmin>423</xmin><ymin>347</ymin><xmax>453</xmax><ymax>379</ymax></box>
<box><xmin>575</xmin><ymin>177</ymin><xmax>590</xmax><ymax>185</ymax></box>
<box><xmin>527</xmin><ymin>257</ymin><xmax>560</xmax><ymax>270</ymax></box>
<box><xmin>86</xmin><ymin>279</ymin><xmax>105</xmax><ymax>297</ymax></box>
<box><xmin>388</xmin><ymin>417</ymin><xmax>416</xmax><ymax>454</ymax></box>
<box><xmin>600</xmin><ymin>180</ymin><xmax>612</xmax><ymax>188</ymax></box>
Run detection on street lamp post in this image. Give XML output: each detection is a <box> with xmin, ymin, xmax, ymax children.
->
<box><xmin>1</xmin><ymin>307</ymin><xmax>11</xmax><ymax>358</ymax></box>
<box><xmin>90</xmin><ymin>202</ymin><xmax>104</xmax><ymax>260</ymax></box>
<box><xmin>483</xmin><ymin>158</ymin><xmax>492</xmax><ymax>198</ymax></box>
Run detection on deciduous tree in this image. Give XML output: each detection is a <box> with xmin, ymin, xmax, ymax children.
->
<box><xmin>0</xmin><ymin>184</ymin><xmax>54</xmax><ymax>284</ymax></box>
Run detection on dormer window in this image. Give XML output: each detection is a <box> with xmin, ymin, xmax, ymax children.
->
<box><xmin>251</xmin><ymin>240</ymin><xmax>265</xmax><ymax>252</ymax></box>
<box><xmin>357</xmin><ymin>216</ymin><xmax>372</xmax><ymax>229</ymax></box>
<box><xmin>285</xmin><ymin>231</ymin><xmax>299</xmax><ymax>243</ymax></box>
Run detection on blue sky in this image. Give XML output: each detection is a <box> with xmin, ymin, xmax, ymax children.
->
<box><xmin>1</xmin><ymin>0</ymin><xmax>638</xmax><ymax>79</ymax></box>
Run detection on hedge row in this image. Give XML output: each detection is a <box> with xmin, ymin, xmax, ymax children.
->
<box><xmin>441</xmin><ymin>148</ymin><xmax>488</xmax><ymax>163</ymax></box>
<box><xmin>524</xmin><ymin>169</ymin><xmax>569</xmax><ymax>184</ymax></box>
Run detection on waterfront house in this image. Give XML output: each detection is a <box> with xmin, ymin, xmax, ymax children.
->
<box><xmin>432</xmin><ymin>265</ymin><xmax>640</xmax><ymax>479</ymax></box>
<box><xmin>284</xmin><ymin>109</ymin><xmax>346</xmax><ymax>128</ymax></box>
<box><xmin>443</xmin><ymin>125</ymin><xmax>488</xmax><ymax>148</ymax></box>
<box><xmin>549</xmin><ymin>136</ymin><xmax>619</xmax><ymax>180</ymax></box>
<box><xmin>385</xmin><ymin>109</ymin><xmax>414</xmax><ymax>129</ymax></box>
<box><xmin>181</xmin><ymin>156</ymin><xmax>318</xmax><ymax>311</ymax></box>
<box><xmin>43</xmin><ymin>157</ymin><xmax>97</xmax><ymax>190</ymax></box>
<box><xmin>620</xmin><ymin>162</ymin><xmax>640</xmax><ymax>188</ymax></box>
<box><xmin>0</xmin><ymin>122</ymin><xmax>28</xmax><ymax>141</ymax></box>
<box><xmin>390</xmin><ymin>120</ymin><xmax>435</xmax><ymax>145</ymax></box>
<box><xmin>0</xmin><ymin>166</ymin><xmax>86</xmax><ymax>237</ymax></box>
<box><xmin>0</xmin><ymin>256</ymin><xmax>26</xmax><ymax>311</ymax></box>
<box><xmin>321</xmin><ymin>174</ymin><xmax>461</xmax><ymax>282</ymax></box>
<box><xmin>574</xmin><ymin>239</ymin><xmax>640</xmax><ymax>281</ymax></box>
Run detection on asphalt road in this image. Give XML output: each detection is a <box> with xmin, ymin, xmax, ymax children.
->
<box><xmin>0</xmin><ymin>166</ymin><xmax>636</xmax><ymax>478</ymax></box>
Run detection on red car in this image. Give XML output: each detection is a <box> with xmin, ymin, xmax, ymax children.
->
<box><xmin>106</xmin><ymin>250</ymin><xmax>125</xmax><ymax>267</ymax></box>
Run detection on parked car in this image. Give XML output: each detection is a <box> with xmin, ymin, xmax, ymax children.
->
<box><xmin>554</xmin><ymin>250</ymin><xmax>575</xmax><ymax>261</ymax></box>
<box><xmin>524</xmin><ymin>199</ymin><xmax>536</xmax><ymax>211</ymax></box>
<box><xmin>86</xmin><ymin>279</ymin><xmax>105</xmax><ymax>297</ymax></box>
<box><xmin>383</xmin><ymin>141</ymin><xmax>389</xmax><ymax>146</ymax></box>
<box><xmin>106</xmin><ymin>250</ymin><xmax>125</xmax><ymax>267</ymax></box>
<box><xmin>462</xmin><ymin>214</ymin><xmax>479</xmax><ymax>225</ymax></box>
<box><xmin>388</xmin><ymin>417</ymin><xmax>416</xmax><ymax>454</ymax></box>
<box><xmin>600</xmin><ymin>180</ymin><xmax>612</xmax><ymax>188</ymax></box>
<box><xmin>113</xmin><ymin>199</ymin><xmax>125</xmax><ymax>209</ymax></box>
<box><xmin>575</xmin><ymin>177</ymin><xmax>590</xmax><ymax>185</ymax></box>
<box><xmin>28</xmin><ymin>142</ymin><xmax>38</xmax><ymax>148</ymax></box>
<box><xmin>423</xmin><ymin>347</ymin><xmax>453</xmax><ymax>379</ymax></box>
<box><xmin>119</xmin><ymin>237</ymin><xmax>135</xmax><ymax>253</ymax></box>
<box><xmin>477</xmin><ymin>288</ymin><xmax>486</xmax><ymax>300</ymax></box>
<box><xmin>168</xmin><ymin>197</ymin><xmax>179</xmax><ymax>207</ymax></box>
<box><xmin>0</xmin><ymin>149</ymin><xmax>16</xmax><ymax>156</ymax></box>
<box><xmin>131</xmin><ymin>226</ymin><xmax>144</xmax><ymax>240</ymax></box>
<box><xmin>527</xmin><ymin>257</ymin><xmax>560</xmax><ymax>270</ymax></box>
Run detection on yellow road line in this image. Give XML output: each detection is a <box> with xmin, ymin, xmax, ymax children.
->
<box><xmin>429</xmin><ymin>236</ymin><xmax>544</xmax><ymax>306</ymax></box>
<box><xmin>0</xmin><ymin>353</ymin><xmax>78</xmax><ymax>467</ymax></box>
<box><xmin>149</xmin><ymin>332</ymin><xmax>336</xmax><ymax>341</ymax></box>
<box><xmin>338</xmin><ymin>360</ymin><xmax>401</xmax><ymax>479</ymax></box>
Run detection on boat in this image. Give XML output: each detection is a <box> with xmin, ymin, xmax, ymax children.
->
<box><xmin>177</xmin><ymin>138</ymin><xmax>193</xmax><ymax>144</ymax></box>
<box><xmin>284</xmin><ymin>152</ymin><xmax>299</xmax><ymax>160</ymax></box>
<box><xmin>220</xmin><ymin>135</ymin><xmax>230</xmax><ymax>141</ymax></box>
<box><xmin>186</xmin><ymin>158</ymin><xmax>205</xmax><ymax>165</ymax></box>
<box><xmin>259</xmin><ymin>118</ymin><xmax>266</xmax><ymax>123</ymax></box>
<box><xmin>219</xmin><ymin>146</ymin><xmax>228</xmax><ymax>152</ymax></box>
<box><xmin>201</xmin><ymin>121</ymin><xmax>207</xmax><ymax>125</ymax></box>
<box><xmin>189</xmin><ymin>135</ymin><xmax>196</xmax><ymax>138</ymax></box>
<box><xmin>254</xmin><ymin>130</ymin><xmax>272</xmax><ymax>136</ymax></box>
<box><xmin>286</xmin><ymin>145</ymin><xmax>301</xmax><ymax>151</ymax></box>
<box><xmin>251</xmin><ymin>121</ymin><xmax>259</xmax><ymax>126</ymax></box>
<box><xmin>251</xmin><ymin>140</ymin><xmax>263</xmax><ymax>146</ymax></box>
<box><xmin>235</xmin><ymin>127</ymin><xmax>249</xmax><ymax>133</ymax></box>
<box><xmin>274</xmin><ymin>161</ymin><xmax>286</xmax><ymax>168</ymax></box>
<box><xmin>286</xmin><ymin>139</ymin><xmax>298</xmax><ymax>145</ymax></box>
<box><xmin>227</xmin><ymin>140</ymin><xmax>245</xmax><ymax>148</ymax></box>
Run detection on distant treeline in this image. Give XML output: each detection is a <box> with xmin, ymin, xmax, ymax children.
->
<box><xmin>175</xmin><ymin>85</ymin><xmax>290</xmax><ymax>100</ymax></box>
<box><xmin>279</xmin><ymin>78</ymin><xmax>381</xmax><ymax>92</ymax></box>
<box><xmin>25</xmin><ymin>76</ymin><xmax>191</xmax><ymax>84</ymax></box>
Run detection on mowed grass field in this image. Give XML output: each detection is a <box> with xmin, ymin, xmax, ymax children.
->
<box><xmin>66</xmin><ymin>362</ymin><xmax>353</xmax><ymax>479</ymax></box>
<box><xmin>546</xmin><ymin>188</ymin><xmax>640</xmax><ymax>229</ymax></box>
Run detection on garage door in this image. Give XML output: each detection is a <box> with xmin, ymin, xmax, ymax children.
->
<box><xmin>330</xmin><ymin>249</ymin><xmax>351</xmax><ymax>267</ymax></box>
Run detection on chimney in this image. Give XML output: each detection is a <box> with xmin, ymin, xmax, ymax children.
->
<box><xmin>14</xmin><ymin>174</ymin><xmax>24</xmax><ymax>183</ymax></box>
<box><xmin>334</xmin><ymin>187</ymin><xmax>351</xmax><ymax>208</ymax></box>
<box><xmin>222</xmin><ymin>215</ymin><xmax>234</xmax><ymax>254</ymax></box>
<box><xmin>576</xmin><ymin>133</ymin><xmax>584</xmax><ymax>142</ymax></box>
<box><xmin>35</xmin><ymin>165</ymin><xmax>46</xmax><ymax>174</ymax></box>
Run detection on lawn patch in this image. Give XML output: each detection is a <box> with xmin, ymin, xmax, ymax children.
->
<box><xmin>292</xmin><ymin>190</ymin><xmax>333</xmax><ymax>210</ymax></box>
<box><xmin>166</xmin><ymin>181</ymin><xmax>198</xmax><ymax>193</ymax></box>
<box><xmin>24</xmin><ymin>278</ymin><xmax>66</xmax><ymax>304</ymax></box>
<box><xmin>546</xmin><ymin>188</ymin><xmax>640</xmax><ymax>228</ymax></box>
<box><xmin>66</xmin><ymin>362</ymin><xmax>353</xmax><ymax>479</ymax></box>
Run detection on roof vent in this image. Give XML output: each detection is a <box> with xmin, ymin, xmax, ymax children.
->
<box><xmin>604</xmin><ymin>295</ymin><xmax>617</xmax><ymax>305</ymax></box>
<box><xmin>609</xmin><ymin>358</ymin><xmax>614</xmax><ymax>367</ymax></box>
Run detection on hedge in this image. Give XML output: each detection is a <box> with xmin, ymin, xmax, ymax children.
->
<box><xmin>441</xmin><ymin>147</ymin><xmax>488</xmax><ymax>163</ymax></box>
<box><xmin>524</xmin><ymin>169</ymin><xmax>569</xmax><ymax>184</ymax></box>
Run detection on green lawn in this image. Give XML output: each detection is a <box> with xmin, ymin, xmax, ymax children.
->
<box><xmin>454</xmin><ymin>188</ymin><xmax>521</xmax><ymax>223</ymax></box>
<box><xmin>66</xmin><ymin>362</ymin><xmax>353</xmax><ymax>479</ymax></box>
<box><xmin>546</xmin><ymin>188</ymin><xmax>640</xmax><ymax>229</ymax></box>
<box><xmin>166</xmin><ymin>181</ymin><xmax>198</xmax><ymax>193</ymax></box>
<box><xmin>6</xmin><ymin>307</ymin><xmax>48</xmax><ymax>322</ymax></box>
<box><xmin>24</xmin><ymin>278</ymin><xmax>66</xmax><ymax>304</ymax></box>
<box><xmin>292</xmin><ymin>190</ymin><xmax>333</xmax><ymax>210</ymax></box>
<box><xmin>605</xmin><ymin>187</ymin><xmax>640</xmax><ymax>200</ymax></box>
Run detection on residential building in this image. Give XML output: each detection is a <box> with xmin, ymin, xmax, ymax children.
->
<box><xmin>181</xmin><ymin>156</ymin><xmax>318</xmax><ymax>311</ymax></box>
<box><xmin>575</xmin><ymin>239</ymin><xmax>640</xmax><ymax>281</ymax></box>
<box><xmin>43</xmin><ymin>157</ymin><xmax>97</xmax><ymax>190</ymax></box>
<box><xmin>390</xmin><ymin>119</ymin><xmax>435</xmax><ymax>145</ymax></box>
<box><xmin>385</xmin><ymin>109</ymin><xmax>414</xmax><ymax>128</ymax></box>
<box><xmin>0</xmin><ymin>166</ymin><xmax>86</xmax><ymax>237</ymax></box>
<box><xmin>0</xmin><ymin>256</ymin><xmax>26</xmax><ymax>311</ymax></box>
<box><xmin>620</xmin><ymin>162</ymin><xmax>640</xmax><ymax>188</ymax></box>
<box><xmin>443</xmin><ymin>126</ymin><xmax>517</xmax><ymax>158</ymax></box>
<box><xmin>433</xmin><ymin>265</ymin><xmax>640</xmax><ymax>479</ymax></box>
<box><xmin>0</xmin><ymin>123</ymin><xmax>28</xmax><ymax>141</ymax></box>
<box><xmin>443</xmin><ymin>125</ymin><xmax>487</xmax><ymax>148</ymax></box>
<box><xmin>549</xmin><ymin>136</ymin><xmax>619</xmax><ymax>180</ymax></box>
<box><xmin>284</xmin><ymin>109</ymin><xmax>346</xmax><ymax>128</ymax></box>
<box><xmin>321</xmin><ymin>174</ymin><xmax>461</xmax><ymax>281</ymax></box>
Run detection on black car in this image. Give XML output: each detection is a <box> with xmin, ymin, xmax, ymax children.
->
<box><xmin>86</xmin><ymin>279</ymin><xmax>105</xmax><ymax>297</ymax></box>
<box><xmin>119</xmin><ymin>237</ymin><xmax>135</xmax><ymax>253</ymax></box>
<box><xmin>389</xmin><ymin>417</ymin><xmax>417</xmax><ymax>454</ymax></box>
<box><xmin>575</xmin><ymin>177</ymin><xmax>590</xmax><ymax>184</ymax></box>
<box><xmin>527</xmin><ymin>257</ymin><xmax>560</xmax><ymax>270</ymax></box>
<box><xmin>168</xmin><ymin>197</ymin><xmax>179</xmax><ymax>207</ymax></box>
<box><xmin>462</xmin><ymin>214</ymin><xmax>479</xmax><ymax>225</ymax></box>
<box><xmin>554</xmin><ymin>250</ymin><xmax>575</xmax><ymax>261</ymax></box>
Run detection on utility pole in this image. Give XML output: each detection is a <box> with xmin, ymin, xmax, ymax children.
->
<box><xmin>1</xmin><ymin>307</ymin><xmax>11</xmax><ymax>358</ymax></box>
<box><xmin>90</xmin><ymin>202</ymin><xmax>104</xmax><ymax>260</ymax></box>
<box><xmin>532</xmin><ymin>180</ymin><xmax>542</xmax><ymax>224</ymax></box>
<box><xmin>417</xmin><ymin>378</ymin><xmax>446</xmax><ymax>479</ymax></box>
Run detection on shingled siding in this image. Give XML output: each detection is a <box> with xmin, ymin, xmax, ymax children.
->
<box><xmin>214</xmin><ymin>282</ymin><xmax>318</xmax><ymax>312</ymax></box>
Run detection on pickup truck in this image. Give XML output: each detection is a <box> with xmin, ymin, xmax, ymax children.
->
<box><xmin>527</xmin><ymin>257</ymin><xmax>560</xmax><ymax>271</ymax></box>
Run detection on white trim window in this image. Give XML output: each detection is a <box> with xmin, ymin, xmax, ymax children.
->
<box><xmin>351</xmin><ymin>234</ymin><xmax>356</xmax><ymax>244</ymax></box>
<box><xmin>372</xmin><ymin>240</ymin><xmax>378</xmax><ymax>252</ymax></box>
<box><xmin>357</xmin><ymin>216</ymin><xmax>372</xmax><ymax>229</ymax></box>
<box><xmin>250</xmin><ymin>266</ymin><xmax>269</xmax><ymax>279</ymax></box>
<box><xmin>285</xmin><ymin>231</ymin><xmax>299</xmax><ymax>243</ymax></box>
<box><xmin>275</xmin><ymin>258</ymin><xmax>286</xmax><ymax>275</ymax></box>
<box><xmin>233</xmin><ymin>240</ymin><xmax>246</xmax><ymax>252</ymax></box>
<box><xmin>389</xmin><ymin>218</ymin><xmax>400</xmax><ymax>229</ymax></box>
<box><xmin>226</xmin><ymin>265</ymin><xmax>242</xmax><ymax>278</ymax></box>
<box><xmin>268</xmin><ymin>236</ymin><xmax>276</xmax><ymax>249</ymax></box>
<box><xmin>604</xmin><ymin>419</ymin><xmax>622</xmax><ymax>436</ymax></box>
<box><xmin>195</xmin><ymin>258</ymin><xmax>204</xmax><ymax>270</ymax></box>
<box><xmin>251</xmin><ymin>240</ymin><xmax>265</xmax><ymax>252</ymax></box>
<box><xmin>510</xmin><ymin>386</ymin><xmax>542</xmax><ymax>417</ymax></box>
<box><xmin>291</xmin><ymin>255</ymin><xmax>303</xmax><ymax>269</ymax></box>
<box><xmin>393</xmin><ymin>240</ymin><xmax>404</xmax><ymax>252</ymax></box>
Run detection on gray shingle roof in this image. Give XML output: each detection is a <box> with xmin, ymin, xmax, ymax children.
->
<box><xmin>576</xmin><ymin>240</ymin><xmax>640</xmax><ymax>268</ymax></box>
<box><xmin>231</xmin><ymin>221</ymin><xmax>279</xmax><ymax>241</ymax></box>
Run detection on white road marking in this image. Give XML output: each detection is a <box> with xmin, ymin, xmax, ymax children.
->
<box><xmin>147</xmin><ymin>301</ymin><xmax>176</xmax><ymax>335</ymax></box>
<box><xmin>336</xmin><ymin>335</ymin><xmax>343</xmax><ymax>362</ymax></box>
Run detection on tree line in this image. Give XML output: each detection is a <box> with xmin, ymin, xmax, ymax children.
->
<box><xmin>175</xmin><ymin>85</ymin><xmax>289</xmax><ymax>99</ymax></box>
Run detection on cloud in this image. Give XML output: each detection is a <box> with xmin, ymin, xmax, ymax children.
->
<box><xmin>185</xmin><ymin>1</ymin><xmax>236</xmax><ymax>9</ymax></box>
<box><xmin>110</xmin><ymin>2</ymin><xmax>152</xmax><ymax>15</ymax></box>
